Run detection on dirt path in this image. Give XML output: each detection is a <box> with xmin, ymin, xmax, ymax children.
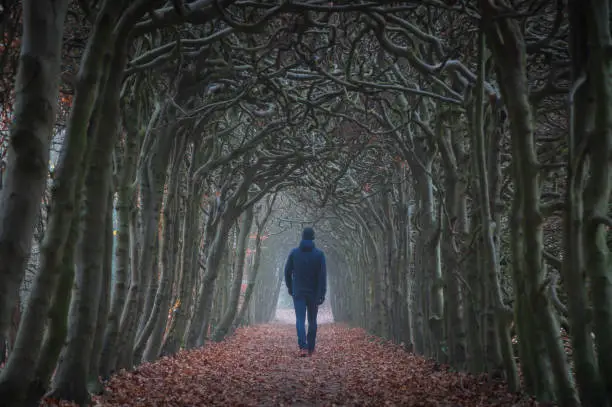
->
<box><xmin>90</xmin><ymin>318</ymin><xmax>540</xmax><ymax>407</ymax></box>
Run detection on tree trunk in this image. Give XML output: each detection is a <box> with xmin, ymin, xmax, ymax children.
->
<box><xmin>413</xmin><ymin>162</ymin><xmax>443</xmax><ymax>358</ymax></box>
<box><xmin>135</xmin><ymin>130</ymin><xmax>171</xmax><ymax>336</ymax></box>
<box><xmin>234</xmin><ymin>197</ymin><xmax>276</xmax><ymax>328</ymax></box>
<box><xmin>355</xmin><ymin>212</ymin><xmax>384</xmax><ymax>336</ymax></box>
<box><xmin>381</xmin><ymin>191</ymin><xmax>398</xmax><ymax>342</ymax></box>
<box><xmin>412</xmin><ymin>225</ymin><xmax>426</xmax><ymax>355</ymax></box>
<box><xmin>87</xmin><ymin>187</ymin><xmax>114</xmax><ymax>394</ymax></box>
<box><xmin>0</xmin><ymin>0</ymin><xmax>69</xmax><ymax>346</ymax></box>
<box><xmin>472</xmin><ymin>27</ymin><xmax>517</xmax><ymax>389</ymax></box>
<box><xmin>438</xmin><ymin>119</ymin><xmax>467</xmax><ymax>369</ymax></box>
<box><xmin>47</xmin><ymin>42</ymin><xmax>127</xmax><ymax>406</ymax></box>
<box><xmin>141</xmin><ymin>136</ymin><xmax>186</xmax><ymax>362</ymax></box>
<box><xmin>186</xmin><ymin>211</ymin><xmax>235</xmax><ymax>348</ymax></box>
<box><xmin>25</xmin><ymin>215</ymin><xmax>78</xmax><ymax>406</ymax></box>
<box><xmin>563</xmin><ymin>2</ymin><xmax>605</xmax><ymax>405</ymax></box>
<box><xmin>112</xmin><ymin>199</ymin><xmax>141</xmax><ymax>372</ymax></box>
<box><xmin>24</xmin><ymin>96</ymin><xmax>105</xmax><ymax>407</ymax></box>
<box><xmin>212</xmin><ymin>206</ymin><xmax>255</xmax><ymax>341</ymax></box>
<box><xmin>116</xmin><ymin>126</ymin><xmax>172</xmax><ymax>370</ymax></box>
<box><xmin>0</xmin><ymin>4</ymin><xmax>117</xmax><ymax>403</ymax></box>
<box><xmin>99</xmin><ymin>126</ymin><xmax>142</xmax><ymax>378</ymax></box>
<box><xmin>161</xmin><ymin>144</ymin><xmax>205</xmax><ymax>356</ymax></box>
<box><xmin>234</xmin><ymin>236</ymin><xmax>262</xmax><ymax>328</ymax></box>
<box><xmin>397</xmin><ymin>180</ymin><xmax>413</xmax><ymax>349</ymax></box>
<box><xmin>481</xmin><ymin>2</ymin><xmax>578</xmax><ymax>404</ymax></box>
<box><xmin>187</xmin><ymin>172</ymin><xmax>255</xmax><ymax>347</ymax></box>
<box><xmin>584</xmin><ymin>1</ymin><xmax>612</xmax><ymax>402</ymax></box>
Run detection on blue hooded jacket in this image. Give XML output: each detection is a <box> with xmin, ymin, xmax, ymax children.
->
<box><xmin>284</xmin><ymin>227</ymin><xmax>327</xmax><ymax>301</ymax></box>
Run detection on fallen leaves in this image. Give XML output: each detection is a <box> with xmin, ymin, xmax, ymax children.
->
<box><xmin>52</xmin><ymin>320</ymin><xmax>546</xmax><ymax>407</ymax></box>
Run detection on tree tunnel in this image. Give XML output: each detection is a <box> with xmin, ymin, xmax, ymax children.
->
<box><xmin>0</xmin><ymin>1</ymin><xmax>610</xmax><ymax>407</ymax></box>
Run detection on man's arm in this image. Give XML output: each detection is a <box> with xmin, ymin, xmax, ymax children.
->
<box><xmin>317</xmin><ymin>252</ymin><xmax>327</xmax><ymax>303</ymax></box>
<box><xmin>284</xmin><ymin>251</ymin><xmax>294</xmax><ymax>296</ymax></box>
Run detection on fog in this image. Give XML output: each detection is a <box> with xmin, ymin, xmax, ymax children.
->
<box><xmin>272</xmin><ymin>303</ymin><xmax>335</xmax><ymax>325</ymax></box>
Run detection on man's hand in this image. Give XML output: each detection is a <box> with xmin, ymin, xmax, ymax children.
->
<box><xmin>317</xmin><ymin>297</ymin><xmax>324</xmax><ymax>306</ymax></box>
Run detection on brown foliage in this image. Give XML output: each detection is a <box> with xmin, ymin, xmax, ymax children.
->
<box><xmin>42</xmin><ymin>322</ymin><xmax>546</xmax><ymax>406</ymax></box>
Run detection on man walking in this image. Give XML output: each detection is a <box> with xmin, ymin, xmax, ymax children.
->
<box><xmin>284</xmin><ymin>227</ymin><xmax>327</xmax><ymax>357</ymax></box>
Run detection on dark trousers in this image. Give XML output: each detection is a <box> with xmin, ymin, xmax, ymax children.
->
<box><xmin>293</xmin><ymin>295</ymin><xmax>319</xmax><ymax>351</ymax></box>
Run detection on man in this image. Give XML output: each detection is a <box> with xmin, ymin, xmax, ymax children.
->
<box><xmin>284</xmin><ymin>227</ymin><xmax>327</xmax><ymax>357</ymax></box>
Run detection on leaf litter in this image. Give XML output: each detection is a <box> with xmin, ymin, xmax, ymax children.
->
<box><xmin>43</xmin><ymin>323</ymin><xmax>544</xmax><ymax>406</ymax></box>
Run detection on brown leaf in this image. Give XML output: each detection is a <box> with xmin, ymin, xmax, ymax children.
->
<box><xmin>85</xmin><ymin>323</ymin><xmax>540</xmax><ymax>407</ymax></box>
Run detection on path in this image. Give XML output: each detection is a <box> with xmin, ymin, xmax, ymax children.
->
<box><xmin>90</xmin><ymin>313</ymin><xmax>539</xmax><ymax>406</ymax></box>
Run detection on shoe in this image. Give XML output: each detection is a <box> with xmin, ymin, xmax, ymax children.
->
<box><xmin>299</xmin><ymin>349</ymin><xmax>308</xmax><ymax>357</ymax></box>
<box><xmin>308</xmin><ymin>349</ymin><xmax>315</xmax><ymax>356</ymax></box>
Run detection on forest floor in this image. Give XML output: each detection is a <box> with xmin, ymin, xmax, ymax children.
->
<box><xmin>47</xmin><ymin>308</ymin><xmax>542</xmax><ymax>407</ymax></box>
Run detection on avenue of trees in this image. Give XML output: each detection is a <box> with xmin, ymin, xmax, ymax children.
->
<box><xmin>0</xmin><ymin>1</ymin><xmax>609</xmax><ymax>407</ymax></box>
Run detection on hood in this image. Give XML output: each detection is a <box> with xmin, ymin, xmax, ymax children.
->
<box><xmin>302</xmin><ymin>227</ymin><xmax>315</xmax><ymax>240</ymax></box>
<box><xmin>299</xmin><ymin>239</ymin><xmax>315</xmax><ymax>252</ymax></box>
